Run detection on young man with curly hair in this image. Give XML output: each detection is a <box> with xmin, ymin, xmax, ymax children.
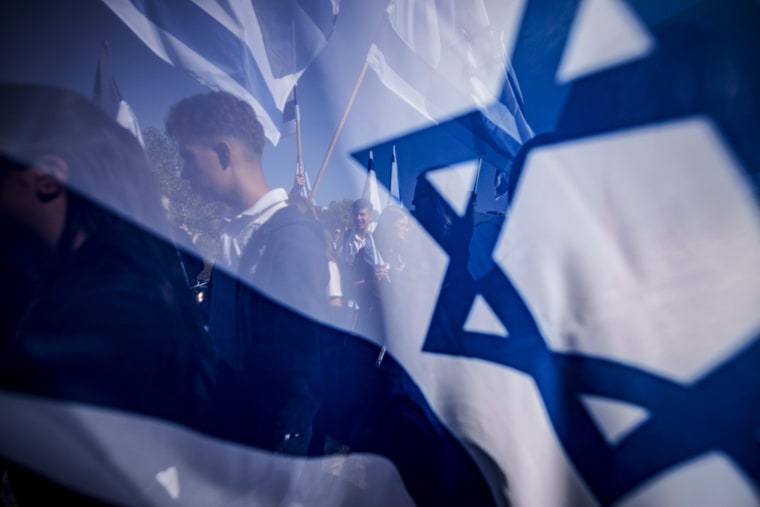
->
<box><xmin>166</xmin><ymin>92</ymin><xmax>328</xmax><ymax>455</ymax></box>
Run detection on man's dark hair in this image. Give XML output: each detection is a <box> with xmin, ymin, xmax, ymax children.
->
<box><xmin>165</xmin><ymin>91</ymin><xmax>265</xmax><ymax>157</ymax></box>
<box><xmin>352</xmin><ymin>198</ymin><xmax>372</xmax><ymax>214</ymax></box>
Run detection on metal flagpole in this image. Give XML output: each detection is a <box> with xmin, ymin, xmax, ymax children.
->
<box><xmin>295</xmin><ymin>85</ymin><xmax>305</xmax><ymax>178</ymax></box>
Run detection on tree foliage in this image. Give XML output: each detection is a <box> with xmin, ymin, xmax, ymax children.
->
<box><xmin>143</xmin><ymin>127</ymin><xmax>228</xmax><ymax>260</ymax></box>
<box><xmin>320</xmin><ymin>198</ymin><xmax>353</xmax><ymax>232</ymax></box>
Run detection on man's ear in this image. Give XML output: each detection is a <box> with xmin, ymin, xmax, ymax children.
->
<box><xmin>213</xmin><ymin>142</ymin><xmax>231</xmax><ymax>171</ymax></box>
<box><xmin>33</xmin><ymin>155</ymin><xmax>68</xmax><ymax>203</ymax></box>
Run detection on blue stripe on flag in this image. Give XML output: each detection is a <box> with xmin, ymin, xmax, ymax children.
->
<box><xmin>251</xmin><ymin>0</ymin><xmax>336</xmax><ymax>78</ymax></box>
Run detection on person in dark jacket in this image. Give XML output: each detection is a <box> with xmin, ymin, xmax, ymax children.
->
<box><xmin>0</xmin><ymin>84</ymin><xmax>218</xmax><ymax>504</ymax></box>
<box><xmin>166</xmin><ymin>91</ymin><xmax>328</xmax><ymax>455</ymax></box>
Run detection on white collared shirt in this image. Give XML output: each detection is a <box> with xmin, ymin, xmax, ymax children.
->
<box><xmin>218</xmin><ymin>188</ymin><xmax>288</xmax><ymax>272</ymax></box>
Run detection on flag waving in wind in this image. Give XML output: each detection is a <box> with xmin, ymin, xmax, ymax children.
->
<box><xmin>102</xmin><ymin>0</ymin><xmax>339</xmax><ymax>145</ymax></box>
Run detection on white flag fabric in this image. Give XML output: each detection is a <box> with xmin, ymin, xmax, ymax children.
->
<box><xmin>389</xmin><ymin>145</ymin><xmax>401</xmax><ymax>206</ymax></box>
<box><xmin>115</xmin><ymin>100</ymin><xmax>145</xmax><ymax>147</ymax></box>
<box><xmin>0</xmin><ymin>390</ymin><xmax>415</xmax><ymax>506</ymax></box>
<box><xmin>351</xmin><ymin>2</ymin><xmax>760</xmax><ymax>506</ymax></box>
<box><xmin>367</xmin><ymin>0</ymin><xmax>530</xmax><ymax>150</ymax></box>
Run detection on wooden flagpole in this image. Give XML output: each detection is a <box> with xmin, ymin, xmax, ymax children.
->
<box><xmin>309</xmin><ymin>59</ymin><xmax>370</xmax><ymax>200</ymax></box>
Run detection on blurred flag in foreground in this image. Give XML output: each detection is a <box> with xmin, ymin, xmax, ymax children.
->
<box><xmin>353</xmin><ymin>0</ymin><xmax>760</xmax><ymax>505</ymax></box>
<box><xmin>92</xmin><ymin>42</ymin><xmax>144</xmax><ymax>146</ymax></box>
<box><xmin>291</xmin><ymin>163</ymin><xmax>313</xmax><ymax>199</ymax></box>
<box><xmin>101</xmin><ymin>0</ymin><xmax>339</xmax><ymax>145</ymax></box>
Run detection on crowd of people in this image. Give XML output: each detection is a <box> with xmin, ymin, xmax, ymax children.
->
<box><xmin>0</xmin><ymin>86</ymin><xmax>492</xmax><ymax>506</ymax></box>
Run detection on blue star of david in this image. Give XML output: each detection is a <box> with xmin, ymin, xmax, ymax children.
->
<box><xmin>421</xmin><ymin>187</ymin><xmax>760</xmax><ymax>505</ymax></box>
<box><xmin>351</xmin><ymin>0</ymin><xmax>760</xmax><ymax>504</ymax></box>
